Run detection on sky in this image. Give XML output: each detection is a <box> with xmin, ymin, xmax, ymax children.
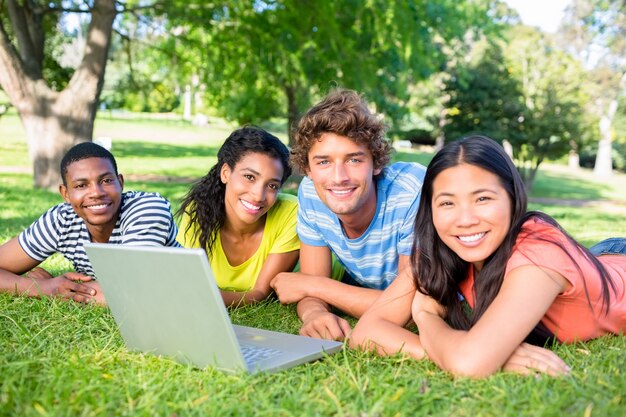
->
<box><xmin>503</xmin><ymin>0</ymin><xmax>572</xmax><ymax>33</ymax></box>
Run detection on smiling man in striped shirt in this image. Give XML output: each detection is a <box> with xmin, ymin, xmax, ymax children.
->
<box><xmin>0</xmin><ymin>142</ymin><xmax>180</xmax><ymax>305</ymax></box>
<box><xmin>270</xmin><ymin>89</ymin><xmax>426</xmax><ymax>341</ymax></box>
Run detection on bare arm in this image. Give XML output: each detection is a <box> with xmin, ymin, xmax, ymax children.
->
<box><xmin>271</xmin><ymin>244</ymin><xmax>352</xmax><ymax>340</ymax></box>
<box><xmin>350</xmin><ymin>267</ymin><xmax>426</xmax><ymax>359</ymax></box>
<box><xmin>307</xmin><ymin>255</ymin><xmax>411</xmax><ymax>317</ymax></box>
<box><xmin>221</xmin><ymin>250</ymin><xmax>299</xmax><ymax>307</ymax></box>
<box><xmin>274</xmin><ymin>273</ymin><xmax>381</xmax><ymax>317</ymax></box>
<box><xmin>0</xmin><ymin>237</ymin><xmax>97</xmax><ymax>303</ymax></box>
<box><xmin>413</xmin><ymin>265</ymin><xmax>571</xmax><ymax>378</ymax></box>
<box><xmin>273</xmin><ymin>252</ymin><xmax>410</xmax><ymax>316</ymax></box>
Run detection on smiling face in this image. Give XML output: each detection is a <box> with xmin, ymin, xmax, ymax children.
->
<box><xmin>431</xmin><ymin>163</ymin><xmax>512</xmax><ymax>272</ymax></box>
<box><xmin>220</xmin><ymin>152</ymin><xmax>284</xmax><ymax>229</ymax></box>
<box><xmin>305</xmin><ymin>132</ymin><xmax>381</xmax><ymax>228</ymax></box>
<box><xmin>59</xmin><ymin>157</ymin><xmax>124</xmax><ymax>242</ymax></box>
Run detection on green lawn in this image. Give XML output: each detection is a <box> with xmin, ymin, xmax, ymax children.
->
<box><xmin>1</xmin><ymin>114</ymin><xmax>625</xmax><ymax>416</ymax></box>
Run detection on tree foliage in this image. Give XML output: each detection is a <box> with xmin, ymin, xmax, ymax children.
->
<box><xmin>558</xmin><ymin>0</ymin><xmax>626</xmax><ymax>177</ymax></box>
<box><xmin>505</xmin><ymin>26</ymin><xmax>588</xmax><ymax>188</ymax></box>
<box><xmin>154</xmin><ymin>0</ymin><xmax>493</xmax><ymax>143</ymax></box>
<box><xmin>443</xmin><ymin>26</ymin><xmax>588</xmax><ymax>190</ymax></box>
<box><xmin>443</xmin><ymin>40</ymin><xmax>525</xmax><ymax>144</ymax></box>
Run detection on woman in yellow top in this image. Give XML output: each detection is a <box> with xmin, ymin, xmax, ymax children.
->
<box><xmin>177</xmin><ymin>126</ymin><xmax>299</xmax><ymax>306</ymax></box>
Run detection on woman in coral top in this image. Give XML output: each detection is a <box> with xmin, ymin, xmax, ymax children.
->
<box><xmin>351</xmin><ymin>135</ymin><xmax>626</xmax><ymax>377</ymax></box>
<box><xmin>177</xmin><ymin>127</ymin><xmax>299</xmax><ymax>307</ymax></box>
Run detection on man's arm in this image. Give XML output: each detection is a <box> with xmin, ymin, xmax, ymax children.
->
<box><xmin>121</xmin><ymin>193</ymin><xmax>180</xmax><ymax>246</ymax></box>
<box><xmin>0</xmin><ymin>237</ymin><xmax>96</xmax><ymax>302</ymax></box>
<box><xmin>272</xmin><ymin>246</ymin><xmax>410</xmax><ymax>340</ymax></box>
<box><xmin>315</xmin><ymin>254</ymin><xmax>409</xmax><ymax>317</ymax></box>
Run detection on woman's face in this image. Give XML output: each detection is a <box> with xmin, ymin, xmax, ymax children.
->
<box><xmin>220</xmin><ymin>152</ymin><xmax>284</xmax><ymax>228</ymax></box>
<box><xmin>431</xmin><ymin>163</ymin><xmax>512</xmax><ymax>272</ymax></box>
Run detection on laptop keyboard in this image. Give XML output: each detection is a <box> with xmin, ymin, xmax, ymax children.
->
<box><xmin>240</xmin><ymin>345</ymin><xmax>283</xmax><ymax>365</ymax></box>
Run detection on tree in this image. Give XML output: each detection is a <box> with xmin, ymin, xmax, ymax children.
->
<box><xmin>0</xmin><ymin>0</ymin><xmax>117</xmax><ymax>189</ymax></box>
<box><xmin>443</xmin><ymin>40</ymin><xmax>526</xmax><ymax>145</ymax></box>
<box><xmin>559</xmin><ymin>0</ymin><xmax>626</xmax><ymax>177</ymax></box>
<box><xmin>443</xmin><ymin>27</ymin><xmax>587</xmax><ymax>191</ymax></box>
<box><xmin>169</xmin><ymin>0</ymin><xmax>492</xmax><ymax>144</ymax></box>
<box><xmin>505</xmin><ymin>26</ymin><xmax>588</xmax><ymax>189</ymax></box>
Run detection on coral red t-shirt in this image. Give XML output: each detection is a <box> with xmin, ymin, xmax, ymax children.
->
<box><xmin>459</xmin><ymin>218</ymin><xmax>626</xmax><ymax>343</ymax></box>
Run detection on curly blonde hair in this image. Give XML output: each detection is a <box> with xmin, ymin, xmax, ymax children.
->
<box><xmin>290</xmin><ymin>89</ymin><xmax>391</xmax><ymax>174</ymax></box>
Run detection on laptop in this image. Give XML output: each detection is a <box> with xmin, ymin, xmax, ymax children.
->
<box><xmin>83</xmin><ymin>243</ymin><xmax>342</xmax><ymax>373</ymax></box>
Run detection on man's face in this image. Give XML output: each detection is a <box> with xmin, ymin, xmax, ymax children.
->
<box><xmin>306</xmin><ymin>132</ymin><xmax>380</xmax><ymax>222</ymax></box>
<box><xmin>59</xmin><ymin>157</ymin><xmax>124</xmax><ymax>238</ymax></box>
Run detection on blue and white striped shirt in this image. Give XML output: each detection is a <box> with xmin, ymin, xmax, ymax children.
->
<box><xmin>297</xmin><ymin>162</ymin><xmax>426</xmax><ymax>289</ymax></box>
<box><xmin>18</xmin><ymin>191</ymin><xmax>180</xmax><ymax>277</ymax></box>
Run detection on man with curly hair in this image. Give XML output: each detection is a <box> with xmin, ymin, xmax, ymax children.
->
<box><xmin>271</xmin><ymin>89</ymin><xmax>426</xmax><ymax>340</ymax></box>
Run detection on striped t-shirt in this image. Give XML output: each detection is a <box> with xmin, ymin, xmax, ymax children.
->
<box><xmin>297</xmin><ymin>162</ymin><xmax>426</xmax><ymax>289</ymax></box>
<box><xmin>18</xmin><ymin>191</ymin><xmax>180</xmax><ymax>277</ymax></box>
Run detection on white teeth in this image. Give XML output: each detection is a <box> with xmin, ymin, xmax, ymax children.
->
<box><xmin>331</xmin><ymin>189</ymin><xmax>351</xmax><ymax>195</ymax></box>
<box><xmin>458</xmin><ymin>232</ymin><xmax>485</xmax><ymax>242</ymax></box>
<box><xmin>88</xmin><ymin>204</ymin><xmax>108</xmax><ymax>209</ymax></box>
<box><xmin>241</xmin><ymin>200</ymin><xmax>261</xmax><ymax>211</ymax></box>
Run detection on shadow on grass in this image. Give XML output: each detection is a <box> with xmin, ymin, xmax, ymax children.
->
<box><xmin>531</xmin><ymin>171</ymin><xmax>608</xmax><ymax>201</ymax></box>
<box><xmin>112</xmin><ymin>141</ymin><xmax>219</xmax><ymax>159</ymax></box>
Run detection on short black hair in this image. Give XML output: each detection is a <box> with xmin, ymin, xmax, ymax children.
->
<box><xmin>60</xmin><ymin>142</ymin><xmax>118</xmax><ymax>185</ymax></box>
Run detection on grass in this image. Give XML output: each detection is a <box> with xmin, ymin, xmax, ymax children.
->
<box><xmin>1</xmin><ymin>113</ymin><xmax>626</xmax><ymax>416</ymax></box>
<box><xmin>1</xmin><ymin>294</ymin><xmax>624</xmax><ymax>416</ymax></box>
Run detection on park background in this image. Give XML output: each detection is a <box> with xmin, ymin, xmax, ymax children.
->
<box><xmin>1</xmin><ymin>1</ymin><xmax>626</xmax><ymax>416</ymax></box>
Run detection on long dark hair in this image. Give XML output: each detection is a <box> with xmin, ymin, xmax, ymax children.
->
<box><xmin>411</xmin><ymin>135</ymin><xmax>616</xmax><ymax>331</ymax></box>
<box><xmin>177</xmin><ymin>126</ymin><xmax>291</xmax><ymax>256</ymax></box>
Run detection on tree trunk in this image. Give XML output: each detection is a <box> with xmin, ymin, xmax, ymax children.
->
<box><xmin>20</xmin><ymin>85</ymin><xmax>98</xmax><ymax>189</ymax></box>
<box><xmin>594</xmin><ymin>71</ymin><xmax>626</xmax><ymax>178</ymax></box>
<box><xmin>285</xmin><ymin>85</ymin><xmax>300</xmax><ymax>147</ymax></box>
<box><xmin>568</xmin><ymin>150</ymin><xmax>580</xmax><ymax>171</ymax></box>
<box><xmin>593</xmin><ymin>110</ymin><xmax>614</xmax><ymax>177</ymax></box>
<box><xmin>0</xmin><ymin>0</ymin><xmax>116</xmax><ymax>190</ymax></box>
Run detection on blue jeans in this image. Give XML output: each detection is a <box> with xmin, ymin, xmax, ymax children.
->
<box><xmin>589</xmin><ymin>238</ymin><xmax>626</xmax><ymax>256</ymax></box>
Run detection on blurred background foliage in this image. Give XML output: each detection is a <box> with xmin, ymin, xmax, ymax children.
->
<box><xmin>1</xmin><ymin>0</ymin><xmax>625</xmax><ymax>190</ymax></box>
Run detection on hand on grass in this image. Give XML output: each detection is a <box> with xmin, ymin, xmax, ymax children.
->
<box><xmin>25</xmin><ymin>267</ymin><xmax>54</xmax><ymax>280</ymax></box>
<box><xmin>80</xmin><ymin>280</ymin><xmax>107</xmax><ymax>306</ymax></box>
<box><xmin>300</xmin><ymin>310</ymin><xmax>351</xmax><ymax>341</ymax></box>
<box><xmin>30</xmin><ymin>271</ymin><xmax>98</xmax><ymax>304</ymax></box>
<box><xmin>502</xmin><ymin>342</ymin><xmax>571</xmax><ymax>376</ymax></box>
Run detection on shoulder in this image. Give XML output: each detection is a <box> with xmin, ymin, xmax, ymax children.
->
<box><xmin>121</xmin><ymin>191</ymin><xmax>173</xmax><ymax>210</ymax></box>
<box><xmin>277</xmin><ymin>192</ymin><xmax>298</xmax><ymax>206</ymax></box>
<box><xmin>268</xmin><ymin>193</ymin><xmax>298</xmax><ymax>216</ymax></box>
<box><xmin>297</xmin><ymin>177</ymin><xmax>317</xmax><ymax>198</ymax></box>
<box><xmin>517</xmin><ymin>216</ymin><xmax>564</xmax><ymax>243</ymax></box>
<box><xmin>40</xmin><ymin>202</ymin><xmax>81</xmax><ymax>225</ymax></box>
<box><xmin>297</xmin><ymin>177</ymin><xmax>326</xmax><ymax>210</ymax></box>
<box><xmin>509</xmin><ymin>216</ymin><xmax>573</xmax><ymax>267</ymax></box>
<box><xmin>379</xmin><ymin>162</ymin><xmax>426</xmax><ymax>191</ymax></box>
<box><xmin>384</xmin><ymin>161</ymin><xmax>427</xmax><ymax>177</ymax></box>
<box><xmin>268</xmin><ymin>193</ymin><xmax>298</xmax><ymax>220</ymax></box>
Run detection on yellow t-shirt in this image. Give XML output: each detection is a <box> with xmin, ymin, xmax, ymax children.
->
<box><xmin>177</xmin><ymin>193</ymin><xmax>300</xmax><ymax>291</ymax></box>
